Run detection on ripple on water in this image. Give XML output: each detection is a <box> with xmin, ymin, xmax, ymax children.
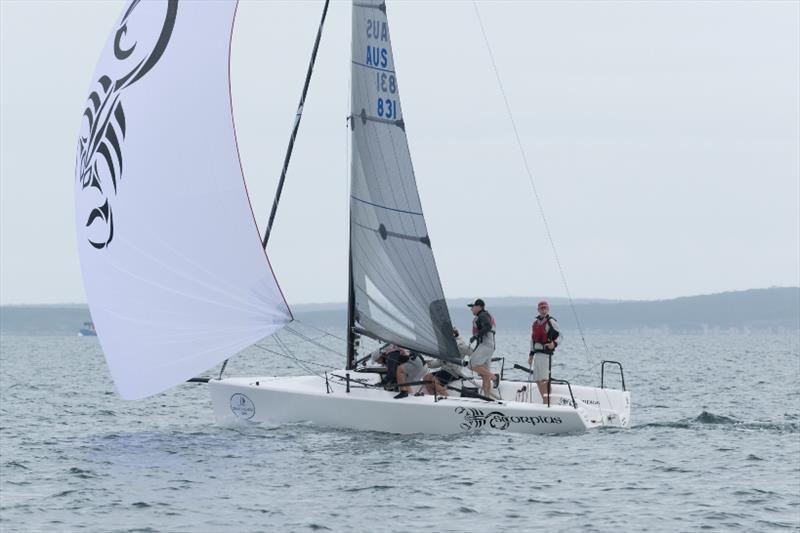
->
<box><xmin>634</xmin><ymin>411</ymin><xmax>800</xmax><ymax>433</ymax></box>
<box><xmin>1</xmin><ymin>332</ymin><xmax>798</xmax><ymax>533</ymax></box>
<box><xmin>68</xmin><ymin>467</ymin><xmax>96</xmax><ymax>479</ymax></box>
<box><xmin>343</xmin><ymin>485</ymin><xmax>394</xmax><ymax>492</ymax></box>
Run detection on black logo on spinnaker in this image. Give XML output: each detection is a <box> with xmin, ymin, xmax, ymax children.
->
<box><xmin>75</xmin><ymin>0</ymin><xmax>177</xmax><ymax>249</ymax></box>
<box><xmin>230</xmin><ymin>393</ymin><xmax>255</xmax><ymax>419</ymax></box>
<box><xmin>455</xmin><ymin>407</ymin><xmax>563</xmax><ymax>431</ymax></box>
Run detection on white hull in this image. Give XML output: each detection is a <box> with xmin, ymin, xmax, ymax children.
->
<box><xmin>209</xmin><ymin>373</ymin><xmax>631</xmax><ymax>435</ymax></box>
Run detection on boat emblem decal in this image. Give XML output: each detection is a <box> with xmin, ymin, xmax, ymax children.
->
<box><xmin>455</xmin><ymin>407</ymin><xmax>563</xmax><ymax>431</ymax></box>
<box><xmin>230</xmin><ymin>393</ymin><xmax>255</xmax><ymax>419</ymax></box>
<box><xmin>75</xmin><ymin>0</ymin><xmax>178</xmax><ymax>249</ymax></box>
<box><xmin>557</xmin><ymin>396</ymin><xmax>576</xmax><ymax>408</ymax></box>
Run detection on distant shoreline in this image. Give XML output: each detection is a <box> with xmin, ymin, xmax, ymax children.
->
<box><xmin>1</xmin><ymin>287</ymin><xmax>797</xmax><ymax>335</ymax></box>
<box><xmin>3</xmin><ymin>286</ymin><xmax>798</xmax><ymax>310</ymax></box>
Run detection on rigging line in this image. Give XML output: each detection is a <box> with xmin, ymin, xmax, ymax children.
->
<box><xmin>263</xmin><ymin>0</ymin><xmax>331</xmax><ymax>248</ymax></box>
<box><xmin>253</xmin><ymin>343</ymin><xmax>337</xmax><ymax>372</ymax></box>
<box><xmin>350</xmin><ymin>60</ymin><xmax>395</xmax><ymax>74</ymax></box>
<box><xmin>262</xmin><ymin>330</ymin><xmax>336</xmax><ymax>348</ymax></box>
<box><xmin>256</xmin><ymin>338</ymin><xmax>315</xmax><ymax>376</ymax></box>
<box><xmin>273</xmin><ymin>333</ymin><xmax>332</xmax><ymax>381</ymax></box>
<box><xmin>285</xmin><ymin>325</ymin><xmax>347</xmax><ymax>357</ymax></box>
<box><xmin>471</xmin><ymin>1</ymin><xmax>594</xmax><ymax>371</ymax></box>
<box><xmin>292</xmin><ymin>320</ymin><xmax>348</xmax><ymax>343</ymax></box>
<box><xmin>350</xmin><ymin>195</ymin><xmax>424</xmax><ymax>216</ymax></box>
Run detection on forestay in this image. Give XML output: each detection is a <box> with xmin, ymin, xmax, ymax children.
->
<box><xmin>74</xmin><ymin>0</ymin><xmax>292</xmax><ymax>400</ymax></box>
<box><xmin>349</xmin><ymin>0</ymin><xmax>459</xmax><ymax>362</ymax></box>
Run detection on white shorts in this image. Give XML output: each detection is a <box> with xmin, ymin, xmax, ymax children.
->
<box><xmin>400</xmin><ymin>356</ymin><xmax>425</xmax><ymax>382</ymax></box>
<box><xmin>469</xmin><ymin>334</ymin><xmax>495</xmax><ymax>369</ymax></box>
<box><xmin>532</xmin><ymin>353</ymin><xmax>551</xmax><ymax>381</ymax></box>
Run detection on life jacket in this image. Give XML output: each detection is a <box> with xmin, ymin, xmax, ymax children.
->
<box><xmin>384</xmin><ymin>344</ymin><xmax>410</xmax><ymax>363</ymax></box>
<box><xmin>385</xmin><ymin>344</ymin><xmax>409</xmax><ymax>356</ymax></box>
<box><xmin>382</xmin><ymin>345</ymin><xmax>414</xmax><ymax>386</ymax></box>
<box><xmin>472</xmin><ymin>310</ymin><xmax>496</xmax><ymax>339</ymax></box>
<box><xmin>532</xmin><ymin>315</ymin><xmax>558</xmax><ymax>347</ymax></box>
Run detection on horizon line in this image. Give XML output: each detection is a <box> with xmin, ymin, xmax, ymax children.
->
<box><xmin>1</xmin><ymin>286</ymin><xmax>796</xmax><ymax>308</ymax></box>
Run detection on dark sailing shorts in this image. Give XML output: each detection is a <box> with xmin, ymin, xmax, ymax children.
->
<box><xmin>434</xmin><ymin>370</ymin><xmax>458</xmax><ymax>385</ymax></box>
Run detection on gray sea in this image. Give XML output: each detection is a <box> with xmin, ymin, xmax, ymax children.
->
<box><xmin>1</xmin><ymin>330</ymin><xmax>798</xmax><ymax>532</ymax></box>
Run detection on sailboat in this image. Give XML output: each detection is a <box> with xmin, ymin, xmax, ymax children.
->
<box><xmin>78</xmin><ymin>321</ymin><xmax>97</xmax><ymax>337</ymax></box>
<box><xmin>75</xmin><ymin>0</ymin><xmax>630</xmax><ymax>435</ymax></box>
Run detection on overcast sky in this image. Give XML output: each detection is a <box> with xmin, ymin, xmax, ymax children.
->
<box><xmin>1</xmin><ymin>0</ymin><xmax>798</xmax><ymax>305</ymax></box>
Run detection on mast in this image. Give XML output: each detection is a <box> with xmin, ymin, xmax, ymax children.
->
<box><xmin>345</xmin><ymin>2</ymin><xmax>357</xmax><ymax>371</ymax></box>
<box><xmin>262</xmin><ymin>0</ymin><xmax>331</xmax><ymax>248</ymax></box>
<box><xmin>346</xmin><ymin>250</ymin><xmax>356</xmax><ymax>370</ymax></box>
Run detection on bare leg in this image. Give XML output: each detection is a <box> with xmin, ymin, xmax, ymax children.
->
<box><xmin>422</xmin><ymin>373</ymin><xmax>449</xmax><ymax>397</ymax></box>
<box><xmin>473</xmin><ymin>366</ymin><xmax>495</xmax><ymax>397</ymax></box>
<box><xmin>434</xmin><ymin>378</ymin><xmax>448</xmax><ymax>397</ymax></box>
<box><xmin>536</xmin><ymin>380</ymin><xmax>549</xmax><ymax>404</ymax></box>
<box><xmin>423</xmin><ymin>373</ymin><xmax>436</xmax><ymax>394</ymax></box>
<box><xmin>397</xmin><ymin>366</ymin><xmax>409</xmax><ymax>393</ymax></box>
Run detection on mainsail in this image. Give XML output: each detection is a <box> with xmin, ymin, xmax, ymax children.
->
<box><xmin>75</xmin><ymin>0</ymin><xmax>292</xmax><ymax>400</ymax></box>
<box><xmin>349</xmin><ymin>0</ymin><xmax>460</xmax><ymax>362</ymax></box>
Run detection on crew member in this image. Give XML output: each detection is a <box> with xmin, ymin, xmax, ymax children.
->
<box><xmin>423</xmin><ymin>328</ymin><xmax>471</xmax><ymax>397</ymax></box>
<box><xmin>370</xmin><ymin>344</ymin><xmax>425</xmax><ymax>399</ymax></box>
<box><xmin>528</xmin><ymin>300</ymin><xmax>561</xmax><ymax>403</ymax></box>
<box><xmin>467</xmin><ymin>298</ymin><xmax>499</xmax><ymax>398</ymax></box>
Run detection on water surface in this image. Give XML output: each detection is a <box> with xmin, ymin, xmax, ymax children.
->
<box><xmin>1</xmin><ymin>331</ymin><xmax>798</xmax><ymax>532</ymax></box>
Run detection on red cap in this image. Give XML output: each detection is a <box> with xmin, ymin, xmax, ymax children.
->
<box><xmin>537</xmin><ymin>300</ymin><xmax>549</xmax><ymax>308</ymax></box>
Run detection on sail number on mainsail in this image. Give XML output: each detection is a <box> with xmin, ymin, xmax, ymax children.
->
<box><xmin>364</xmin><ymin>19</ymin><xmax>398</xmax><ymax>120</ymax></box>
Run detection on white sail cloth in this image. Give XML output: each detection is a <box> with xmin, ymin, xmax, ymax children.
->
<box><xmin>349</xmin><ymin>0</ymin><xmax>459</xmax><ymax>361</ymax></box>
<box><xmin>74</xmin><ymin>0</ymin><xmax>291</xmax><ymax>400</ymax></box>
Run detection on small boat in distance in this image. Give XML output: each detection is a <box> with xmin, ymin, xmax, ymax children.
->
<box><xmin>78</xmin><ymin>321</ymin><xmax>96</xmax><ymax>337</ymax></box>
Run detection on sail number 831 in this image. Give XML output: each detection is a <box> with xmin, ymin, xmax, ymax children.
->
<box><xmin>377</xmin><ymin>98</ymin><xmax>398</xmax><ymax>119</ymax></box>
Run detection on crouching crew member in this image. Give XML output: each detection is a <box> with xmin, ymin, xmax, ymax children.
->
<box><xmin>528</xmin><ymin>300</ymin><xmax>561</xmax><ymax>403</ymax></box>
<box><xmin>369</xmin><ymin>344</ymin><xmax>425</xmax><ymax>399</ymax></box>
<box><xmin>423</xmin><ymin>328</ymin><xmax>471</xmax><ymax>397</ymax></box>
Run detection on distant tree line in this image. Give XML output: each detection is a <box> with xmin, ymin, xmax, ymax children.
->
<box><xmin>1</xmin><ymin>287</ymin><xmax>797</xmax><ymax>336</ymax></box>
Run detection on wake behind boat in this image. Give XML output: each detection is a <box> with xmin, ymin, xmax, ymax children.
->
<box><xmin>75</xmin><ymin>0</ymin><xmax>631</xmax><ymax>436</ymax></box>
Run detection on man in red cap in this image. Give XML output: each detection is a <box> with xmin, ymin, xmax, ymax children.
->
<box><xmin>528</xmin><ymin>300</ymin><xmax>561</xmax><ymax>403</ymax></box>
